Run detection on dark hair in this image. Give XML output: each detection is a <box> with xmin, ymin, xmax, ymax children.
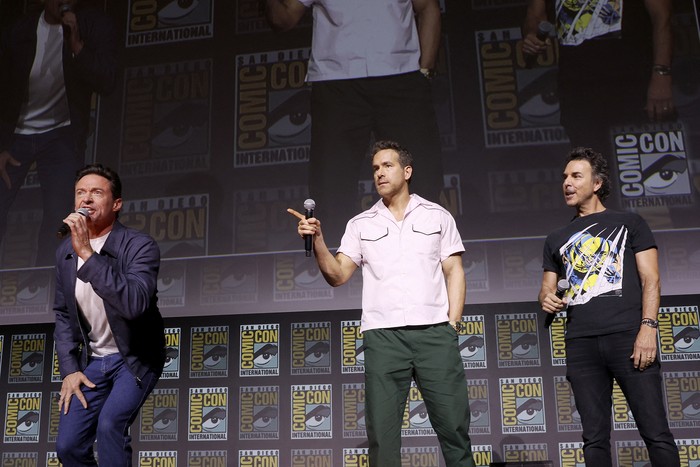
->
<box><xmin>75</xmin><ymin>164</ymin><xmax>122</xmax><ymax>218</ymax></box>
<box><xmin>371</xmin><ymin>140</ymin><xmax>414</xmax><ymax>184</ymax></box>
<box><xmin>566</xmin><ymin>147</ymin><xmax>610</xmax><ymax>201</ymax></box>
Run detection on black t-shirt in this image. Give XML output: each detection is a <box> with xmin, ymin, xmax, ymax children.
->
<box><xmin>542</xmin><ymin>210</ymin><xmax>656</xmax><ymax>339</ymax></box>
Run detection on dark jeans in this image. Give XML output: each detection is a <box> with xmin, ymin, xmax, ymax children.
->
<box><xmin>56</xmin><ymin>354</ymin><xmax>160</xmax><ymax>467</ymax></box>
<box><xmin>566</xmin><ymin>330</ymin><xmax>680</xmax><ymax>467</ymax></box>
<box><xmin>308</xmin><ymin>71</ymin><xmax>443</xmax><ymax>247</ymax></box>
<box><xmin>0</xmin><ymin>126</ymin><xmax>82</xmax><ymax>267</ymax></box>
<box><xmin>364</xmin><ymin>324</ymin><xmax>475</xmax><ymax>467</ymax></box>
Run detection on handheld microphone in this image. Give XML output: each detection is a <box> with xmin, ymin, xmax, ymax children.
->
<box><xmin>303</xmin><ymin>199</ymin><xmax>315</xmax><ymax>257</ymax></box>
<box><xmin>525</xmin><ymin>21</ymin><xmax>554</xmax><ymax>68</ymax></box>
<box><xmin>57</xmin><ymin>207</ymin><xmax>89</xmax><ymax>239</ymax></box>
<box><xmin>544</xmin><ymin>278</ymin><xmax>570</xmax><ymax>328</ymax></box>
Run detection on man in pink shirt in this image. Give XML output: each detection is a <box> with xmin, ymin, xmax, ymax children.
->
<box><xmin>290</xmin><ymin>140</ymin><xmax>475</xmax><ymax>467</ymax></box>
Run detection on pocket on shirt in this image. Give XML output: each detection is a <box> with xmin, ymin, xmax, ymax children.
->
<box><xmin>410</xmin><ymin>223</ymin><xmax>441</xmax><ymax>257</ymax></box>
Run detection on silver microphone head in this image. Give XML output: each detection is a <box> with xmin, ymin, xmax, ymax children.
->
<box><xmin>303</xmin><ymin>199</ymin><xmax>316</xmax><ymax>210</ymax></box>
<box><xmin>76</xmin><ymin>207</ymin><xmax>90</xmax><ymax>217</ymax></box>
<box><xmin>556</xmin><ymin>279</ymin><xmax>570</xmax><ymax>291</ymax></box>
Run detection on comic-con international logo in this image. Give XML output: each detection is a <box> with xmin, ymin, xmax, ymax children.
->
<box><xmin>399</xmin><ymin>446</ymin><xmax>439</xmax><ymax>467</ymax></box>
<box><xmin>614</xmin><ymin>126</ymin><xmax>693</xmax><ymax>208</ymax></box>
<box><xmin>273</xmin><ymin>254</ymin><xmax>333</xmax><ymax>302</ymax></box>
<box><xmin>459</xmin><ymin>315</ymin><xmax>487</xmax><ymax>369</ymax></box>
<box><xmin>616</xmin><ymin>440</ymin><xmax>650</xmax><ymax>467</ymax></box>
<box><xmin>188</xmin><ymin>387</ymin><xmax>228</xmax><ymax>441</ymax></box>
<box><xmin>496</xmin><ymin>313</ymin><xmax>540</xmax><ymax>368</ymax></box>
<box><xmin>501</xmin><ymin>244</ymin><xmax>542</xmax><ymax>289</ymax></box>
<box><xmin>120</xmin><ymin>60</ymin><xmax>211</xmax><ymax>177</ymax></box>
<box><xmin>659</xmin><ymin>306</ymin><xmax>700</xmax><ymax>362</ymax></box>
<box><xmin>235</xmin><ymin>48</ymin><xmax>311</xmax><ymax>168</ymax></box>
<box><xmin>676</xmin><ymin>438</ymin><xmax>700</xmax><ymax>466</ymax></box>
<box><xmin>0</xmin><ymin>270</ymin><xmax>51</xmax><ymax>315</ymax></box>
<box><xmin>471</xmin><ymin>445</ymin><xmax>493</xmax><ymax>467</ymax></box>
<box><xmin>2</xmin><ymin>452</ymin><xmax>38</xmax><ymax>466</ymax></box>
<box><xmin>187</xmin><ymin>450</ymin><xmax>227</xmax><ymax>466</ymax></box>
<box><xmin>291</xmin><ymin>321</ymin><xmax>331</xmax><ymax>375</ymax></box>
<box><xmin>162</xmin><ymin>327</ymin><xmax>181</xmax><ymax>379</ymax></box>
<box><xmin>291</xmin><ymin>384</ymin><xmax>332</xmax><ymax>439</ymax></box>
<box><xmin>664</xmin><ymin>371</ymin><xmax>700</xmax><ymax>429</ymax></box>
<box><xmin>138</xmin><ymin>450</ymin><xmax>177</xmax><ymax>466</ymax></box>
<box><xmin>240</xmin><ymin>324</ymin><xmax>279</xmax><ymax>377</ymax></box>
<box><xmin>488</xmin><ymin>168</ymin><xmax>562</xmax><ymax>215</ymax></box>
<box><xmin>199</xmin><ymin>256</ymin><xmax>258</xmax><ymax>304</ymax></box>
<box><xmin>612</xmin><ymin>380</ymin><xmax>636</xmax><ymax>431</ymax></box>
<box><xmin>554</xmin><ymin>376</ymin><xmax>581</xmax><ymax>432</ymax></box>
<box><xmin>342</xmin><ymin>383</ymin><xmax>366</xmax><ymax>438</ymax></box>
<box><xmin>156</xmin><ymin>261</ymin><xmax>186</xmax><ymax>307</ymax></box>
<box><xmin>465</xmin><ymin>246</ymin><xmax>489</xmax><ymax>292</ymax></box>
<box><xmin>51</xmin><ymin>342</ymin><xmax>61</xmax><ymax>383</ymax></box>
<box><xmin>549</xmin><ymin>311</ymin><xmax>568</xmax><ymax>366</ymax></box>
<box><xmin>4</xmin><ymin>392</ymin><xmax>41</xmax><ymax>443</ymax></box>
<box><xmin>239</xmin><ymin>386</ymin><xmax>279</xmax><ymax>440</ymax></box>
<box><xmin>232</xmin><ymin>185</ymin><xmax>308</xmax><ymax>254</ymax></box>
<box><xmin>190</xmin><ymin>326</ymin><xmax>228</xmax><ymax>378</ymax></box>
<box><xmin>47</xmin><ymin>391</ymin><xmax>60</xmax><ymax>443</ymax></box>
<box><xmin>559</xmin><ymin>442</ymin><xmax>584</xmax><ymax>467</ymax></box>
<box><xmin>476</xmin><ymin>28</ymin><xmax>567</xmax><ymax>148</ymax></box>
<box><xmin>467</xmin><ymin>378</ymin><xmax>490</xmax><ymax>435</ymax></box>
<box><xmin>240</xmin><ymin>450</ymin><xmax>279</xmax><ymax>467</ymax></box>
<box><xmin>341</xmin><ymin>320</ymin><xmax>364</xmax><ymax>374</ymax></box>
<box><xmin>120</xmin><ymin>195</ymin><xmax>209</xmax><ymax>258</ymax></box>
<box><xmin>503</xmin><ymin>443</ymin><xmax>549</xmax><ymax>465</ymax></box>
<box><xmin>8</xmin><ymin>333</ymin><xmax>45</xmax><ymax>383</ymax></box>
<box><xmin>343</xmin><ymin>448</ymin><xmax>369</xmax><ymax>467</ymax></box>
<box><xmin>401</xmin><ymin>382</ymin><xmax>435</xmax><ymax>437</ymax></box>
<box><xmin>292</xmin><ymin>449</ymin><xmax>333</xmax><ymax>467</ymax></box>
<box><xmin>140</xmin><ymin>388</ymin><xmax>179</xmax><ymax>441</ymax></box>
<box><xmin>126</xmin><ymin>0</ymin><xmax>213</xmax><ymax>47</ymax></box>
<box><xmin>46</xmin><ymin>451</ymin><xmax>60</xmax><ymax>467</ymax></box>
<box><xmin>499</xmin><ymin>377</ymin><xmax>546</xmax><ymax>434</ymax></box>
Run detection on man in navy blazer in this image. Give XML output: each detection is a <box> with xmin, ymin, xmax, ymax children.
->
<box><xmin>53</xmin><ymin>163</ymin><xmax>165</xmax><ymax>466</ymax></box>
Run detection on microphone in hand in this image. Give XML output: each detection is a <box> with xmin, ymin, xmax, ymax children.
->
<box><xmin>57</xmin><ymin>207</ymin><xmax>89</xmax><ymax>239</ymax></box>
<box><xmin>303</xmin><ymin>199</ymin><xmax>315</xmax><ymax>257</ymax></box>
<box><xmin>544</xmin><ymin>278</ymin><xmax>570</xmax><ymax>328</ymax></box>
<box><xmin>525</xmin><ymin>21</ymin><xmax>554</xmax><ymax>68</ymax></box>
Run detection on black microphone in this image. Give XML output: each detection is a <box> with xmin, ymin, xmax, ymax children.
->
<box><xmin>57</xmin><ymin>208</ymin><xmax>89</xmax><ymax>239</ymax></box>
<box><xmin>544</xmin><ymin>278</ymin><xmax>570</xmax><ymax>328</ymax></box>
<box><xmin>303</xmin><ymin>198</ymin><xmax>315</xmax><ymax>257</ymax></box>
<box><xmin>525</xmin><ymin>21</ymin><xmax>554</xmax><ymax>68</ymax></box>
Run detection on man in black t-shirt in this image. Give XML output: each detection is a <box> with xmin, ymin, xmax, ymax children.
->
<box><xmin>539</xmin><ymin>147</ymin><xmax>679</xmax><ymax>467</ymax></box>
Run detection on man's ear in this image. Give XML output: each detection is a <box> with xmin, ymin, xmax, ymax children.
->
<box><xmin>113</xmin><ymin>198</ymin><xmax>123</xmax><ymax>213</ymax></box>
<box><xmin>404</xmin><ymin>165</ymin><xmax>413</xmax><ymax>181</ymax></box>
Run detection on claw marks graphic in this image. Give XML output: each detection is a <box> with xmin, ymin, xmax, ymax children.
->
<box><xmin>240</xmin><ymin>324</ymin><xmax>279</xmax><ymax>377</ymax></box>
<box><xmin>556</xmin><ymin>0</ymin><xmax>622</xmax><ymax>46</ymax></box>
<box><xmin>559</xmin><ymin>223</ymin><xmax>626</xmax><ymax>306</ymax></box>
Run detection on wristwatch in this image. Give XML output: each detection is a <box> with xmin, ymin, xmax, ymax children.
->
<box><xmin>449</xmin><ymin>320</ymin><xmax>464</xmax><ymax>332</ymax></box>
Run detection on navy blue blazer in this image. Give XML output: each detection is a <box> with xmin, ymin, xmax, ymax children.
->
<box><xmin>53</xmin><ymin>221</ymin><xmax>165</xmax><ymax>382</ymax></box>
